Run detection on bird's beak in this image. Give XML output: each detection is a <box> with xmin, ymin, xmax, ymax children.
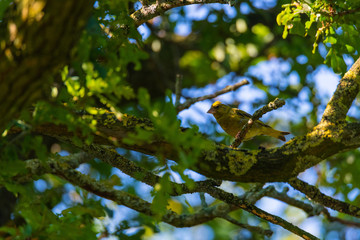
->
<box><xmin>207</xmin><ymin>107</ymin><xmax>215</xmax><ymax>114</ymax></box>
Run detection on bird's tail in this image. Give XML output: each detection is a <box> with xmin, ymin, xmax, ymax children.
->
<box><xmin>265</xmin><ymin>128</ymin><xmax>290</xmax><ymax>141</ymax></box>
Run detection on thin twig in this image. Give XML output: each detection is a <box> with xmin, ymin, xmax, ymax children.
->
<box><xmin>289</xmin><ymin>178</ymin><xmax>360</xmax><ymax>218</ymax></box>
<box><xmin>267</xmin><ymin>186</ymin><xmax>320</xmax><ymax>216</ymax></box>
<box><xmin>175</xmin><ymin>74</ymin><xmax>182</xmax><ymax>108</ymax></box>
<box><xmin>266</xmin><ymin>186</ymin><xmax>360</xmax><ymax>228</ymax></box>
<box><xmin>230</xmin><ymin>98</ymin><xmax>285</xmax><ymax>148</ymax></box>
<box><xmin>244</xmin><ymin>183</ymin><xmax>267</xmax><ymax>204</ymax></box>
<box><xmin>222</xmin><ymin>215</ymin><xmax>273</xmax><ymax>237</ymax></box>
<box><xmin>177</xmin><ymin>79</ymin><xmax>249</xmax><ymax>112</ymax></box>
<box><xmin>200</xmin><ymin>192</ymin><xmax>208</xmax><ymax>208</ymax></box>
<box><xmin>323</xmin><ymin>210</ymin><xmax>360</xmax><ymax>228</ymax></box>
<box><xmin>131</xmin><ymin>0</ymin><xmax>231</xmax><ymax>26</ymax></box>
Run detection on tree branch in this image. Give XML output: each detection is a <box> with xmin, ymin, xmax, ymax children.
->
<box><xmin>19</xmin><ymin>112</ymin><xmax>360</xmax><ymax>182</ymax></box>
<box><xmin>17</xmin><ymin>152</ymin><xmax>91</xmax><ymax>183</ymax></box>
<box><xmin>177</xmin><ymin>79</ymin><xmax>249</xmax><ymax>112</ymax></box>
<box><xmin>222</xmin><ymin>215</ymin><xmax>273</xmax><ymax>237</ymax></box>
<box><xmin>22</xmin><ymin>154</ymin><xmax>318</xmax><ymax>238</ymax></box>
<box><xmin>267</xmin><ymin>186</ymin><xmax>360</xmax><ymax>228</ymax></box>
<box><xmin>320</xmin><ymin>56</ymin><xmax>360</xmax><ymax>125</ymax></box>
<box><xmin>76</xmin><ymin>143</ymin><xmax>320</xmax><ymax>238</ymax></box>
<box><xmin>322</xmin><ymin>210</ymin><xmax>360</xmax><ymax>228</ymax></box>
<box><xmin>131</xmin><ymin>0</ymin><xmax>231</xmax><ymax>27</ymax></box>
<box><xmin>203</xmin><ymin>186</ymin><xmax>319</xmax><ymax>240</ymax></box>
<box><xmin>175</xmin><ymin>74</ymin><xmax>183</xmax><ymax>108</ymax></box>
<box><xmin>59</xmin><ymin>146</ymin><xmax>317</xmax><ymax>238</ymax></box>
<box><xmin>21</xmin><ymin>156</ymin><xmax>241</xmax><ymax>228</ymax></box>
<box><xmin>266</xmin><ymin>186</ymin><xmax>320</xmax><ymax>216</ymax></box>
<box><xmin>289</xmin><ymin>178</ymin><xmax>360</xmax><ymax>218</ymax></box>
<box><xmin>80</xmin><ymin>143</ymin><xmax>222</xmax><ymax>196</ymax></box>
<box><xmin>23</xmin><ymin>154</ymin><xmax>359</xmax><ymax>237</ymax></box>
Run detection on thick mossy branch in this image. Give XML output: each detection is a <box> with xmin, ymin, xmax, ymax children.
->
<box><xmin>0</xmin><ymin>0</ymin><xmax>95</xmax><ymax>131</ymax></box>
<box><xmin>17</xmin><ymin>152</ymin><xmax>90</xmax><ymax>183</ymax></box>
<box><xmin>28</xmin><ymin>113</ymin><xmax>360</xmax><ymax>182</ymax></box>
<box><xmin>321</xmin><ymin>56</ymin><xmax>360</xmax><ymax>125</ymax></box>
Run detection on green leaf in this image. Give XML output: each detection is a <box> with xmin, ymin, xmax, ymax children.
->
<box><xmin>326</xmin><ymin>49</ymin><xmax>347</xmax><ymax>74</ymax></box>
<box><xmin>62</xmin><ymin>205</ymin><xmax>105</xmax><ymax>218</ymax></box>
<box><xmin>0</xmin><ymin>226</ymin><xmax>16</xmax><ymax>236</ymax></box>
<box><xmin>150</xmin><ymin>173</ymin><xmax>172</xmax><ymax>219</ymax></box>
<box><xmin>0</xmin><ymin>0</ymin><xmax>11</xmax><ymax>20</ymax></box>
<box><xmin>345</xmin><ymin>44</ymin><xmax>355</xmax><ymax>53</ymax></box>
<box><xmin>138</xmin><ymin>88</ymin><xmax>151</xmax><ymax>110</ymax></box>
<box><xmin>0</xmin><ymin>158</ymin><xmax>26</xmax><ymax>178</ymax></box>
<box><xmin>289</xmin><ymin>20</ymin><xmax>306</xmax><ymax>36</ymax></box>
<box><xmin>330</xmin><ymin>54</ymin><xmax>347</xmax><ymax>74</ymax></box>
<box><xmin>325</xmin><ymin>36</ymin><xmax>337</xmax><ymax>44</ymax></box>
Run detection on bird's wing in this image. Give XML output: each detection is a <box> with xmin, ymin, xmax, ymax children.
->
<box><xmin>234</xmin><ymin>109</ymin><xmax>252</xmax><ymax>118</ymax></box>
<box><xmin>235</xmin><ymin>109</ymin><xmax>271</xmax><ymax>128</ymax></box>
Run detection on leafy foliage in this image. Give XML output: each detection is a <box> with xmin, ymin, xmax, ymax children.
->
<box><xmin>1</xmin><ymin>0</ymin><xmax>360</xmax><ymax>239</ymax></box>
<box><xmin>277</xmin><ymin>0</ymin><xmax>360</xmax><ymax>73</ymax></box>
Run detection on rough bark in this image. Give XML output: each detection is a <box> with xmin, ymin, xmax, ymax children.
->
<box><xmin>0</xmin><ymin>0</ymin><xmax>95</xmax><ymax>131</ymax></box>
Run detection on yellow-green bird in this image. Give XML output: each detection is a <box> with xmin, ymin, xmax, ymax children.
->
<box><xmin>207</xmin><ymin>101</ymin><xmax>290</xmax><ymax>141</ymax></box>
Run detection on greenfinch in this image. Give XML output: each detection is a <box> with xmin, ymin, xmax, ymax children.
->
<box><xmin>207</xmin><ymin>101</ymin><xmax>290</xmax><ymax>141</ymax></box>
